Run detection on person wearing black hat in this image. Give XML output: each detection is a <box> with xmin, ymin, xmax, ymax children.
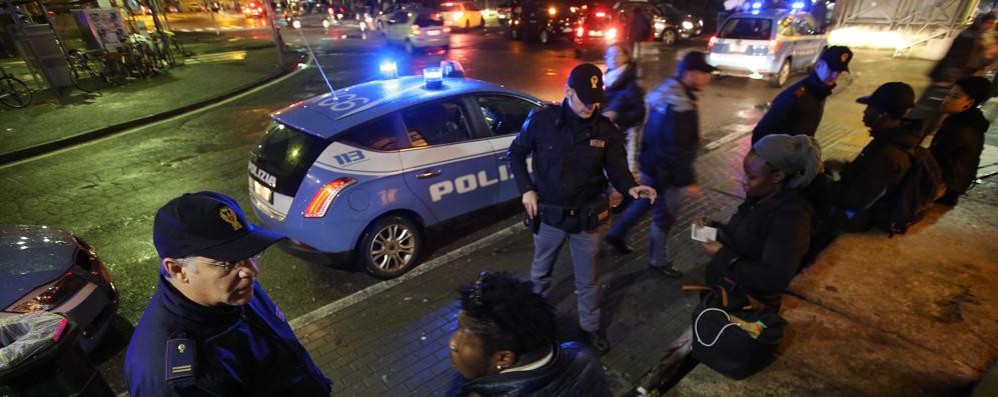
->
<box><xmin>125</xmin><ymin>192</ymin><xmax>332</xmax><ymax>396</ymax></box>
<box><xmin>751</xmin><ymin>45</ymin><xmax>853</xmax><ymax>144</ymax></box>
<box><xmin>508</xmin><ymin>63</ymin><xmax>656</xmax><ymax>356</ymax></box>
<box><xmin>825</xmin><ymin>82</ymin><xmax>920</xmax><ymax>231</ymax></box>
<box><xmin>603</xmin><ymin>51</ymin><xmax>714</xmax><ymax>278</ymax></box>
<box><xmin>929</xmin><ymin>76</ymin><xmax>992</xmax><ymax>206</ymax></box>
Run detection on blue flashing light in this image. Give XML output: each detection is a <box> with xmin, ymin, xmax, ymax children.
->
<box><xmin>423</xmin><ymin>67</ymin><xmax>443</xmax><ymax>89</ymax></box>
<box><xmin>751</xmin><ymin>9</ymin><xmax>760</xmax><ymax>15</ymax></box>
<box><xmin>791</xmin><ymin>1</ymin><xmax>805</xmax><ymax>9</ymax></box>
<box><xmin>751</xmin><ymin>2</ymin><xmax>762</xmax><ymax>9</ymax></box>
<box><xmin>379</xmin><ymin>61</ymin><xmax>398</xmax><ymax>79</ymax></box>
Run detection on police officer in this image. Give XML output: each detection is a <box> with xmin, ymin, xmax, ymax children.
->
<box><xmin>125</xmin><ymin>192</ymin><xmax>332</xmax><ymax>396</ymax></box>
<box><xmin>751</xmin><ymin>46</ymin><xmax>853</xmax><ymax>144</ymax></box>
<box><xmin>508</xmin><ymin>63</ymin><xmax>656</xmax><ymax>355</ymax></box>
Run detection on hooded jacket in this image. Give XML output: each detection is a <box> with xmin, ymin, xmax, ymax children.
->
<box><xmin>833</xmin><ymin>124</ymin><xmax>922</xmax><ymax>212</ymax></box>
<box><xmin>604</xmin><ymin>62</ymin><xmax>646</xmax><ymax>129</ymax></box>
<box><xmin>751</xmin><ymin>72</ymin><xmax>834</xmax><ymax>144</ymax></box>
<box><xmin>705</xmin><ymin>188</ymin><xmax>815</xmax><ymax>310</ymax></box>
<box><xmin>450</xmin><ymin>342</ymin><xmax>612</xmax><ymax>397</ymax></box>
<box><xmin>930</xmin><ymin>107</ymin><xmax>989</xmax><ymax>194</ymax></box>
<box><xmin>125</xmin><ymin>277</ymin><xmax>332</xmax><ymax>397</ymax></box>
<box><xmin>640</xmin><ymin>77</ymin><xmax>700</xmax><ymax>187</ymax></box>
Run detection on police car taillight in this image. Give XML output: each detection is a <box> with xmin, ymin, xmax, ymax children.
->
<box><xmin>304</xmin><ymin>177</ymin><xmax>357</xmax><ymax>218</ymax></box>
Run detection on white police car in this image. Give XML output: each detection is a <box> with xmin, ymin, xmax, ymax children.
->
<box><xmin>248</xmin><ymin>62</ymin><xmax>541</xmax><ymax>278</ymax></box>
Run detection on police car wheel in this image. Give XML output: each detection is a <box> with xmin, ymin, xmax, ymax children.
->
<box><xmin>771</xmin><ymin>59</ymin><xmax>791</xmax><ymax>88</ymax></box>
<box><xmin>358</xmin><ymin>216</ymin><xmax>422</xmax><ymax>278</ymax></box>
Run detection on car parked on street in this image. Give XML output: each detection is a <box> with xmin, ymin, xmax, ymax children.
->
<box><xmin>376</xmin><ymin>2</ymin><xmax>419</xmax><ymax>31</ymax></box>
<box><xmin>242</xmin><ymin>2</ymin><xmax>266</xmax><ymax>17</ymax></box>
<box><xmin>573</xmin><ymin>8</ymin><xmax>620</xmax><ymax>57</ymax></box>
<box><xmin>0</xmin><ymin>225</ymin><xmax>118</xmax><ymax>352</ymax></box>
<box><xmin>247</xmin><ymin>62</ymin><xmax>543</xmax><ymax>278</ymax></box>
<box><xmin>383</xmin><ymin>9</ymin><xmax>451</xmax><ymax>54</ymax></box>
<box><xmin>612</xmin><ymin>1</ymin><xmax>703</xmax><ymax>45</ymax></box>
<box><xmin>439</xmin><ymin>1</ymin><xmax>485</xmax><ymax>30</ymax></box>
<box><xmin>508</xmin><ymin>1</ymin><xmax>577</xmax><ymax>43</ymax></box>
<box><xmin>707</xmin><ymin>8</ymin><xmax>827</xmax><ymax>87</ymax></box>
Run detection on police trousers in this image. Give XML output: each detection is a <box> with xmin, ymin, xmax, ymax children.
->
<box><xmin>530</xmin><ymin>222</ymin><xmax>603</xmax><ymax>332</ymax></box>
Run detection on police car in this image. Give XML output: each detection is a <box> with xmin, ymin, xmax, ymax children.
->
<box><xmin>707</xmin><ymin>3</ymin><xmax>827</xmax><ymax>87</ymax></box>
<box><xmin>248</xmin><ymin>62</ymin><xmax>541</xmax><ymax>278</ymax></box>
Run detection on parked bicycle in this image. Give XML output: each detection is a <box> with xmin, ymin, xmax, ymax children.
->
<box><xmin>0</xmin><ymin>66</ymin><xmax>32</xmax><ymax>108</ymax></box>
<box><xmin>67</xmin><ymin>49</ymin><xmax>106</xmax><ymax>93</ymax></box>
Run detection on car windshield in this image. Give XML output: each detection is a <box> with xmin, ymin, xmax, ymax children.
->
<box><xmin>415</xmin><ymin>12</ymin><xmax>444</xmax><ymax>26</ymax></box>
<box><xmin>583</xmin><ymin>12</ymin><xmax>614</xmax><ymax>29</ymax></box>
<box><xmin>718</xmin><ymin>17</ymin><xmax>772</xmax><ymax>40</ymax></box>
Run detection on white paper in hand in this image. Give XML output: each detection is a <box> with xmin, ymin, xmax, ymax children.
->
<box><xmin>691</xmin><ymin>224</ymin><xmax>718</xmax><ymax>243</ymax></box>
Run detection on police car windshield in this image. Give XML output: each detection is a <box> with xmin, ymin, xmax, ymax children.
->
<box><xmin>718</xmin><ymin>17</ymin><xmax>772</xmax><ymax>40</ymax></box>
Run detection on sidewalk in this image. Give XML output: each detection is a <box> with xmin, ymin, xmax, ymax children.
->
<box><xmin>286</xmin><ymin>51</ymin><xmax>998</xmax><ymax>396</ymax></box>
<box><xmin>0</xmin><ymin>42</ymin><xmax>295</xmax><ymax>165</ymax></box>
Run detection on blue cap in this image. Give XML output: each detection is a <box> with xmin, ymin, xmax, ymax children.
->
<box><xmin>153</xmin><ymin>192</ymin><xmax>284</xmax><ymax>261</ymax></box>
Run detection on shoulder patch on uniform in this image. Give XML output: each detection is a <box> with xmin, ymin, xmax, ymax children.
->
<box><xmin>794</xmin><ymin>86</ymin><xmax>807</xmax><ymax>97</ymax></box>
<box><xmin>165</xmin><ymin>338</ymin><xmax>196</xmax><ymax>382</ymax></box>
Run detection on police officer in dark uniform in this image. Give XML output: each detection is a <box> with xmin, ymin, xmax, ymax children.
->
<box><xmin>508</xmin><ymin>63</ymin><xmax>656</xmax><ymax>355</ymax></box>
<box><xmin>751</xmin><ymin>46</ymin><xmax>854</xmax><ymax>144</ymax></box>
<box><xmin>125</xmin><ymin>192</ymin><xmax>332</xmax><ymax>396</ymax></box>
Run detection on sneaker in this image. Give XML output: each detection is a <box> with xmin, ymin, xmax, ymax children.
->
<box><xmin>581</xmin><ymin>330</ymin><xmax>610</xmax><ymax>355</ymax></box>
<box><xmin>605</xmin><ymin>236</ymin><xmax>632</xmax><ymax>255</ymax></box>
<box><xmin>649</xmin><ymin>263</ymin><xmax>683</xmax><ymax>278</ymax></box>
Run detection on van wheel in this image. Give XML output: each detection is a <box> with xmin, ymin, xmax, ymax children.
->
<box><xmin>357</xmin><ymin>215</ymin><xmax>423</xmax><ymax>279</ymax></box>
<box><xmin>771</xmin><ymin>59</ymin><xmax>790</xmax><ymax>87</ymax></box>
<box><xmin>661</xmin><ymin>28</ymin><xmax>678</xmax><ymax>45</ymax></box>
<box><xmin>539</xmin><ymin>30</ymin><xmax>549</xmax><ymax>44</ymax></box>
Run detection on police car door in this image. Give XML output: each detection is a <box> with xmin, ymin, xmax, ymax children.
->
<box><xmin>398</xmin><ymin>97</ymin><xmax>499</xmax><ymax>222</ymax></box>
<box><xmin>473</xmin><ymin>94</ymin><xmax>541</xmax><ymax>203</ymax></box>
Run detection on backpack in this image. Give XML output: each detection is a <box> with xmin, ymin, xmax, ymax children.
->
<box><xmin>873</xmin><ymin>146</ymin><xmax>945</xmax><ymax>236</ymax></box>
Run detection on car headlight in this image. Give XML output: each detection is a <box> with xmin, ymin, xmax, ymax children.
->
<box><xmin>682</xmin><ymin>21</ymin><xmax>694</xmax><ymax>30</ymax></box>
<box><xmin>8</xmin><ymin>273</ymin><xmax>87</xmax><ymax>313</ymax></box>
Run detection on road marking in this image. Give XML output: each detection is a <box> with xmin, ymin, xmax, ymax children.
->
<box><xmin>289</xmin><ymin>221</ymin><xmax>526</xmax><ymax>330</ymax></box>
<box><xmin>704</xmin><ymin>124</ymin><xmax>753</xmax><ymax>151</ymax></box>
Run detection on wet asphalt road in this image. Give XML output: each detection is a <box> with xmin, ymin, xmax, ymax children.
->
<box><xmin>0</xmin><ymin>28</ymin><xmax>790</xmax><ymax>344</ymax></box>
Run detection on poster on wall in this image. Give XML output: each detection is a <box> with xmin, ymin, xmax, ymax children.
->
<box><xmin>72</xmin><ymin>8</ymin><xmax>129</xmax><ymax>52</ymax></box>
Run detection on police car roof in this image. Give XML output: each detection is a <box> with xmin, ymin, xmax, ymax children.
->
<box><xmin>270</xmin><ymin>76</ymin><xmax>538</xmax><ymax>139</ymax></box>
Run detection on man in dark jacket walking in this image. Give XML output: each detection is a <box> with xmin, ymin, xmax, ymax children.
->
<box><xmin>508</xmin><ymin>63</ymin><xmax>656</xmax><ymax>355</ymax></box>
<box><xmin>603</xmin><ymin>51</ymin><xmax>714</xmax><ymax>278</ymax></box>
<box><xmin>627</xmin><ymin>6</ymin><xmax>651</xmax><ymax>58</ymax></box>
<box><xmin>930</xmin><ymin>76</ymin><xmax>991</xmax><ymax>206</ymax></box>
<box><xmin>751</xmin><ymin>46</ymin><xmax>853</xmax><ymax>144</ymax></box>
<box><xmin>826</xmin><ymin>82</ymin><xmax>919</xmax><ymax>231</ymax></box>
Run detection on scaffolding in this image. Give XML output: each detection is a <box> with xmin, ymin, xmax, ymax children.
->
<box><xmin>833</xmin><ymin>0</ymin><xmax>980</xmax><ymax>55</ymax></box>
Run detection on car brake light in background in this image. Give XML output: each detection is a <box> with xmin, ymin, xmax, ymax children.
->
<box><xmin>304</xmin><ymin>177</ymin><xmax>357</xmax><ymax>218</ymax></box>
<box><xmin>411</xmin><ymin>25</ymin><xmax>421</xmax><ymax>34</ymax></box>
<box><xmin>595</xmin><ymin>11</ymin><xmax>606</xmax><ymax>17</ymax></box>
<box><xmin>769</xmin><ymin>39</ymin><xmax>782</xmax><ymax>53</ymax></box>
<box><xmin>548</xmin><ymin>7</ymin><xmax>557</xmax><ymax>16</ymax></box>
<box><xmin>8</xmin><ymin>272</ymin><xmax>87</xmax><ymax>313</ymax></box>
<box><xmin>605</xmin><ymin>27</ymin><xmax>617</xmax><ymax>42</ymax></box>
<box><xmin>708</xmin><ymin>35</ymin><xmax>717</xmax><ymax>50</ymax></box>
<box><xmin>576</xmin><ymin>26</ymin><xmax>584</xmax><ymax>37</ymax></box>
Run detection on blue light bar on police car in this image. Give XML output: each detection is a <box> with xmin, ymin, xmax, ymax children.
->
<box><xmin>423</xmin><ymin>67</ymin><xmax>443</xmax><ymax>89</ymax></box>
<box><xmin>791</xmin><ymin>1</ymin><xmax>805</xmax><ymax>9</ymax></box>
<box><xmin>380</xmin><ymin>61</ymin><xmax>398</xmax><ymax>79</ymax></box>
<box><xmin>751</xmin><ymin>2</ymin><xmax>762</xmax><ymax>9</ymax></box>
<box><xmin>440</xmin><ymin>60</ymin><xmax>465</xmax><ymax>78</ymax></box>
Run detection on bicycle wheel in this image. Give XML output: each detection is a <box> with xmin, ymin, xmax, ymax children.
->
<box><xmin>71</xmin><ymin>62</ymin><xmax>103</xmax><ymax>93</ymax></box>
<box><xmin>0</xmin><ymin>76</ymin><xmax>32</xmax><ymax>108</ymax></box>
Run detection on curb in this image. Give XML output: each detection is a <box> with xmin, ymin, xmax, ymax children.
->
<box><xmin>0</xmin><ymin>51</ymin><xmax>307</xmax><ymax>166</ymax></box>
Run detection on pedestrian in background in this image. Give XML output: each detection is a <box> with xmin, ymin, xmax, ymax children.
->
<box><xmin>447</xmin><ymin>272</ymin><xmax>611</xmax><ymax>397</ymax></box>
<box><xmin>825</xmin><ymin>82</ymin><xmax>918</xmax><ymax>232</ymax></box>
<box><xmin>603</xmin><ymin>51</ymin><xmax>715</xmax><ymax>279</ymax></box>
<box><xmin>507</xmin><ymin>63</ymin><xmax>657</xmax><ymax>355</ymax></box>
<box><xmin>930</xmin><ymin>76</ymin><xmax>991</xmax><ymax>206</ymax></box>
<box><xmin>627</xmin><ymin>6</ymin><xmax>651</xmax><ymax>59</ymax></box>
<box><xmin>126</xmin><ymin>192</ymin><xmax>332</xmax><ymax>396</ymax></box>
<box><xmin>751</xmin><ymin>46</ymin><xmax>853</xmax><ymax>144</ymax></box>
<box><xmin>698</xmin><ymin>134</ymin><xmax>822</xmax><ymax>310</ymax></box>
<box><xmin>603</xmin><ymin>43</ymin><xmax>646</xmax><ymax>177</ymax></box>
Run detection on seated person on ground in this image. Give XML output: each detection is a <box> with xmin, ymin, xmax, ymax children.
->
<box><xmin>929</xmin><ymin>76</ymin><xmax>991</xmax><ymax>206</ymax></box>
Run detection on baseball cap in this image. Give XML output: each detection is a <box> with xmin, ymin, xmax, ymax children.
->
<box><xmin>567</xmin><ymin>63</ymin><xmax>607</xmax><ymax>105</ymax></box>
<box><xmin>154</xmin><ymin>191</ymin><xmax>285</xmax><ymax>262</ymax></box>
<box><xmin>677</xmin><ymin>51</ymin><xmax>717</xmax><ymax>74</ymax></box>
<box><xmin>819</xmin><ymin>46</ymin><xmax>853</xmax><ymax>72</ymax></box>
<box><xmin>856</xmin><ymin>82</ymin><xmax>916</xmax><ymax>118</ymax></box>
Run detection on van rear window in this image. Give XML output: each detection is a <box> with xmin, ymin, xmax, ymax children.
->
<box><xmin>718</xmin><ymin>18</ymin><xmax>772</xmax><ymax>40</ymax></box>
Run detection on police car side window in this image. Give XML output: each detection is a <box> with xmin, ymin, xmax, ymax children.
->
<box><xmin>401</xmin><ymin>100</ymin><xmax>473</xmax><ymax>147</ymax></box>
<box><xmin>338</xmin><ymin>114</ymin><xmax>403</xmax><ymax>151</ymax></box>
<box><xmin>476</xmin><ymin>95</ymin><xmax>537</xmax><ymax>136</ymax></box>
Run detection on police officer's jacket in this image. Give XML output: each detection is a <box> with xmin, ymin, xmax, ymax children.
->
<box><xmin>507</xmin><ymin>100</ymin><xmax>636</xmax><ymax>208</ymax></box>
<box><xmin>751</xmin><ymin>72</ymin><xmax>833</xmax><ymax>144</ymax></box>
<box><xmin>125</xmin><ymin>276</ymin><xmax>332</xmax><ymax>396</ymax></box>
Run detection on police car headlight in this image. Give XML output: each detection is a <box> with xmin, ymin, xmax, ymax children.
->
<box><xmin>8</xmin><ymin>273</ymin><xmax>87</xmax><ymax>313</ymax></box>
<box><xmin>682</xmin><ymin>21</ymin><xmax>694</xmax><ymax>30</ymax></box>
<box><xmin>423</xmin><ymin>67</ymin><xmax>443</xmax><ymax>89</ymax></box>
<box><xmin>304</xmin><ymin>177</ymin><xmax>357</xmax><ymax>218</ymax></box>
